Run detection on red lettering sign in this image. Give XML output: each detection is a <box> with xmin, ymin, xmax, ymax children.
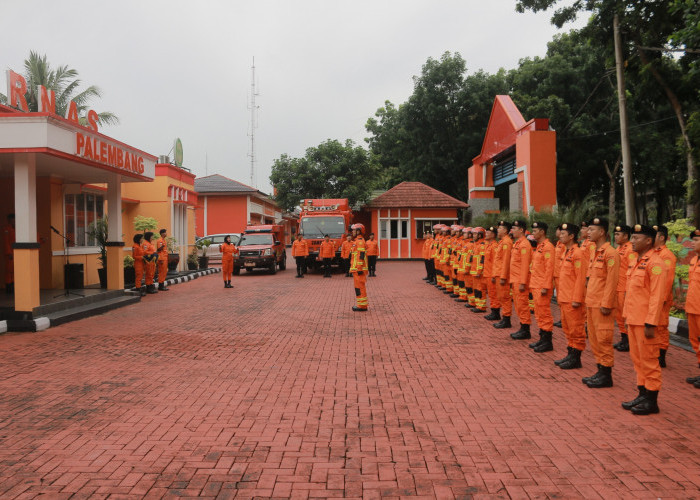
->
<box><xmin>75</xmin><ymin>132</ymin><xmax>146</xmax><ymax>176</ymax></box>
<box><xmin>6</xmin><ymin>70</ymin><xmax>28</xmax><ymax>111</ymax></box>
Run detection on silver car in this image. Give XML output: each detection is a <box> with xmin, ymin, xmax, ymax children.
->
<box><xmin>197</xmin><ymin>233</ymin><xmax>241</xmax><ymax>264</ymax></box>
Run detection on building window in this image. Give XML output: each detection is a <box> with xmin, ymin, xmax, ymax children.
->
<box><xmin>64</xmin><ymin>193</ymin><xmax>104</xmax><ymax>247</ymax></box>
<box><xmin>381</xmin><ymin>219</ymin><xmax>409</xmax><ymax>240</ymax></box>
<box><xmin>416</xmin><ymin>220</ymin><xmax>458</xmax><ymax>238</ymax></box>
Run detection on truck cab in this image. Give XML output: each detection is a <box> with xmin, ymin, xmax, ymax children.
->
<box><xmin>234</xmin><ymin>225</ymin><xmax>287</xmax><ymax>275</ymax></box>
<box><xmin>298</xmin><ymin>199</ymin><xmax>353</xmax><ymax>270</ymax></box>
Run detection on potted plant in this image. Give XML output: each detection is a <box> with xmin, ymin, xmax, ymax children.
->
<box><xmin>123</xmin><ymin>254</ymin><xmax>135</xmax><ymax>287</ymax></box>
<box><xmin>196</xmin><ymin>238</ymin><xmax>212</xmax><ymax>269</ymax></box>
<box><xmin>87</xmin><ymin>216</ymin><xmax>108</xmax><ymax>288</ymax></box>
<box><xmin>187</xmin><ymin>249</ymin><xmax>199</xmax><ymax>270</ymax></box>
<box><xmin>166</xmin><ymin>236</ymin><xmax>180</xmax><ymax>272</ymax></box>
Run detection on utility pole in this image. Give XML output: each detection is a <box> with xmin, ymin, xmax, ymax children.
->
<box><xmin>248</xmin><ymin>57</ymin><xmax>260</xmax><ymax>188</ymax></box>
<box><xmin>614</xmin><ymin>14</ymin><xmax>636</xmax><ymax>225</ymax></box>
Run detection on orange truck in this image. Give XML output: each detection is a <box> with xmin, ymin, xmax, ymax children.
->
<box><xmin>234</xmin><ymin>225</ymin><xmax>287</xmax><ymax>275</ymax></box>
<box><xmin>298</xmin><ymin>198</ymin><xmax>353</xmax><ymax>270</ymax></box>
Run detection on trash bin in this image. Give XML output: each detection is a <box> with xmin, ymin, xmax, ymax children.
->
<box><xmin>64</xmin><ymin>263</ymin><xmax>84</xmax><ymax>289</ymax></box>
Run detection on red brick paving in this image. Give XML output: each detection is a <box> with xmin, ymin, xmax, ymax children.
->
<box><xmin>1</xmin><ymin>259</ymin><xmax>700</xmax><ymax>499</ymax></box>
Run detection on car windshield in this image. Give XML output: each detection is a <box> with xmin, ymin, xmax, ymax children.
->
<box><xmin>301</xmin><ymin>216</ymin><xmax>346</xmax><ymax>238</ymax></box>
<box><xmin>240</xmin><ymin>233</ymin><xmax>274</xmax><ymax>245</ymax></box>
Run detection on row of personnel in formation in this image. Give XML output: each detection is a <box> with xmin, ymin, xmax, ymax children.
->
<box><xmin>290</xmin><ymin>232</ymin><xmax>379</xmax><ymax>278</ymax></box>
<box><xmin>420</xmin><ymin>218</ymin><xmax>700</xmax><ymax>416</ymax></box>
<box><xmin>131</xmin><ymin>229</ymin><xmax>171</xmax><ymax>295</ymax></box>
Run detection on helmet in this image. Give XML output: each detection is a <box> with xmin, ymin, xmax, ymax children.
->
<box><xmin>472</xmin><ymin>227</ymin><xmax>485</xmax><ymax>234</ymax></box>
<box><xmin>350</xmin><ymin>223</ymin><xmax>365</xmax><ymax>234</ymax></box>
<box><xmin>461</xmin><ymin>227</ymin><xmax>471</xmax><ymax>234</ymax></box>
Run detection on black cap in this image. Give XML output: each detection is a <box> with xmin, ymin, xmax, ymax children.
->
<box><xmin>532</xmin><ymin>221</ymin><xmax>548</xmax><ymax>232</ymax></box>
<box><xmin>560</xmin><ymin>223</ymin><xmax>579</xmax><ymax>236</ymax></box>
<box><xmin>587</xmin><ymin>217</ymin><xmax>609</xmax><ymax>228</ymax></box>
<box><xmin>487</xmin><ymin>226</ymin><xmax>497</xmax><ymax>233</ymax></box>
<box><xmin>614</xmin><ymin>224</ymin><xmax>631</xmax><ymax>236</ymax></box>
<box><xmin>653</xmin><ymin>224</ymin><xmax>668</xmax><ymax>238</ymax></box>
<box><xmin>580</xmin><ymin>221</ymin><xmax>589</xmax><ymax>228</ymax></box>
<box><xmin>512</xmin><ymin>220</ymin><xmax>527</xmax><ymax>230</ymax></box>
<box><xmin>632</xmin><ymin>224</ymin><xmax>656</xmax><ymax>239</ymax></box>
<box><xmin>497</xmin><ymin>220</ymin><xmax>512</xmax><ymax>230</ymax></box>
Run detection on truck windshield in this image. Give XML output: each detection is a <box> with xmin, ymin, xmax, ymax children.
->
<box><xmin>240</xmin><ymin>234</ymin><xmax>274</xmax><ymax>245</ymax></box>
<box><xmin>301</xmin><ymin>216</ymin><xmax>346</xmax><ymax>238</ymax></box>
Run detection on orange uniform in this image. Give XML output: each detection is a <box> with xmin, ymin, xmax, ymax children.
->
<box><xmin>510</xmin><ymin>236</ymin><xmax>532</xmax><ymax>325</ymax></box>
<box><xmin>319</xmin><ymin>240</ymin><xmax>335</xmax><ymax>259</ymax></box>
<box><xmin>156</xmin><ymin>236</ymin><xmax>169</xmax><ymax>285</ymax></box>
<box><xmin>654</xmin><ymin>245</ymin><xmax>677</xmax><ymax>350</ymax></box>
<box><xmin>530</xmin><ymin>239</ymin><xmax>556</xmax><ymax>332</ymax></box>
<box><xmin>494</xmin><ymin>235</ymin><xmax>513</xmax><ymax>317</ymax></box>
<box><xmin>220</xmin><ymin>242</ymin><xmax>238</xmax><ymax>282</ymax></box>
<box><xmin>292</xmin><ymin>238</ymin><xmax>309</xmax><ymax>257</ymax></box>
<box><xmin>350</xmin><ymin>235</ymin><xmax>368</xmax><ymax>310</ymax></box>
<box><xmin>132</xmin><ymin>242</ymin><xmax>145</xmax><ymax>288</ymax></box>
<box><xmin>471</xmin><ymin>240</ymin><xmax>487</xmax><ymax>310</ymax></box>
<box><xmin>585</xmin><ymin>242</ymin><xmax>620</xmax><ymax>367</ymax></box>
<box><xmin>366</xmin><ymin>240</ymin><xmax>378</xmax><ymax>256</ymax></box>
<box><xmin>615</xmin><ymin>241</ymin><xmax>637</xmax><ymax>335</ymax></box>
<box><xmin>623</xmin><ymin>250</ymin><xmax>667</xmax><ymax>391</ymax></box>
<box><xmin>143</xmin><ymin>240</ymin><xmax>157</xmax><ymax>286</ymax></box>
<box><xmin>558</xmin><ymin>245</ymin><xmax>588</xmax><ymax>350</ymax></box>
<box><xmin>553</xmin><ymin>241</ymin><xmax>566</xmax><ymax>285</ymax></box>
<box><xmin>340</xmin><ymin>240</ymin><xmax>352</xmax><ymax>259</ymax></box>
<box><xmin>464</xmin><ymin>240</ymin><xmax>475</xmax><ymax>304</ymax></box>
<box><xmin>684</xmin><ymin>256</ymin><xmax>700</xmax><ymax>366</ymax></box>
<box><xmin>483</xmin><ymin>240</ymin><xmax>498</xmax><ymax>309</ymax></box>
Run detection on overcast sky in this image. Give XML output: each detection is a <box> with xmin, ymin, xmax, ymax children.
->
<box><xmin>2</xmin><ymin>0</ymin><xmax>586</xmax><ymax>194</ymax></box>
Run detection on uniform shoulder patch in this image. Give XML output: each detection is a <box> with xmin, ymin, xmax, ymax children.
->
<box><xmin>521</xmin><ymin>248</ymin><xmax>527</xmax><ymax>255</ymax></box>
<box><xmin>629</xmin><ymin>254</ymin><xmax>636</xmax><ymax>260</ymax></box>
<box><xmin>574</xmin><ymin>261</ymin><xmax>581</xmax><ymax>268</ymax></box>
<box><xmin>607</xmin><ymin>258</ymin><xmax>616</xmax><ymax>267</ymax></box>
<box><xmin>665</xmin><ymin>259</ymin><xmax>671</xmax><ymax>266</ymax></box>
<box><xmin>651</xmin><ymin>266</ymin><xmax>662</xmax><ymax>275</ymax></box>
<box><xmin>545</xmin><ymin>252</ymin><xmax>551</xmax><ymax>258</ymax></box>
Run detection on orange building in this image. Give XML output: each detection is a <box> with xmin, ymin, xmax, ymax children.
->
<box><xmin>468</xmin><ymin>95</ymin><xmax>557</xmax><ymax>217</ymax></box>
<box><xmin>360</xmin><ymin>182</ymin><xmax>468</xmax><ymax>259</ymax></box>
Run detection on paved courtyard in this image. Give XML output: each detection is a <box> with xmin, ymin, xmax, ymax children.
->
<box><xmin>1</xmin><ymin>259</ymin><xmax>700</xmax><ymax>499</ymax></box>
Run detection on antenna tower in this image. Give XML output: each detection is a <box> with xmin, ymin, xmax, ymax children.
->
<box><xmin>248</xmin><ymin>57</ymin><xmax>260</xmax><ymax>188</ymax></box>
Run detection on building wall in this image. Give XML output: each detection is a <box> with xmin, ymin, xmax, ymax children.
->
<box><xmin>515</xmin><ymin>130</ymin><xmax>557</xmax><ymax>212</ymax></box>
<box><xmin>196</xmin><ymin>195</ymin><xmax>248</xmax><ymax>236</ymax></box>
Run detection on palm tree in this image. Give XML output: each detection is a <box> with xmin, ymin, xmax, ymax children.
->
<box><xmin>0</xmin><ymin>51</ymin><xmax>119</xmax><ymax>127</ymax></box>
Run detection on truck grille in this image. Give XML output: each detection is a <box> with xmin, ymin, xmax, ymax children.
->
<box><xmin>240</xmin><ymin>250</ymin><xmax>260</xmax><ymax>257</ymax></box>
<box><xmin>311</xmin><ymin>240</ymin><xmax>324</xmax><ymax>245</ymax></box>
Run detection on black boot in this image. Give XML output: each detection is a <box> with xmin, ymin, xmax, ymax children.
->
<box><xmin>622</xmin><ymin>386</ymin><xmax>647</xmax><ymax>411</ymax></box>
<box><xmin>559</xmin><ymin>348</ymin><xmax>582</xmax><ymax>369</ymax></box>
<box><xmin>586</xmin><ymin>365</ymin><xmax>612</xmax><ymax>388</ymax></box>
<box><xmin>140</xmin><ymin>286</ymin><xmax>147</xmax><ymax>297</ymax></box>
<box><xmin>614</xmin><ymin>333</ymin><xmax>630</xmax><ymax>352</ymax></box>
<box><xmin>553</xmin><ymin>320</ymin><xmax>562</xmax><ymax>328</ymax></box>
<box><xmin>493</xmin><ymin>316</ymin><xmax>511</xmax><ymax>329</ymax></box>
<box><xmin>554</xmin><ymin>347</ymin><xmax>573</xmax><ymax>366</ymax></box>
<box><xmin>658</xmin><ymin>348</ymin><xmax>667</xmax><ymax>368</ymax></box>
<box><xmin>582</xmin><ymin>364</ymin><xmax>602</xmax><ymax>384</ymax></box>
<box><xmin>450</xmin><ymin>292</ymin><xmax>460</xmax><ymax>298</ymax></box>
<box><xmin>159</xmin><ymin>283</ymin><xmax>169</xmax><ymax>291</ymax></box>
<box><xmin>471</xmin><ymin>307</ymin><xmax>486</xmax><ymax>313</ymax></box>
<box><xmin>146</xmin><ymin>284</ymin><xmax>158</xmax><ymax>294</ymax></box>
<box><xmin>510</xmin><ymin>323</ymin><xmax>531</xmax><ymax>340</ymax></box>
<box><xmin>686</xmin><ymin>374</ymin><xmax>700</xmax><ymax>384</ymax></box>
<box><xmin>484</xmin><ymin>308</ymin><xmax>501</xmax><ymax>321</ymax></box>
<box><xmin>528</xmin><ymin>330</ymin><xmax>544</xmax><ymax>349</ymax></box>
<box><xmin>533</xmin><ymin>331</ymin><xmax>553</xmax><ymax>353</ymax></box>
<box><xmin>631</xmin><ymin>390</ymin><xmax>659</xmax><ymax>415</ymax></box>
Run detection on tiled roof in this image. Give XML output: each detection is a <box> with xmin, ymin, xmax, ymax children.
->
<box><xmin>366</xmin><ymin>181</ymin><xmax>469</xmax><ymax>209</ymax></box>
<box><xmin>194</xmin><ymin>174</ymin><xmax>263</xmax><ymax>194</ymax></box>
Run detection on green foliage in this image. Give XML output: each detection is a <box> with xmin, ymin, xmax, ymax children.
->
<box><xmin>166</xmin><ymin>236</ymin><xmax>177</xmax><ymax>254</ymax></box>
<box><xmin>86</xmin><ymin>217</ymin><xmax>108</xmax><ymax>268</ymax></box>
<box><xmin>123</xmin><ymin>255</ymin><xmax>134</xmax><ymax>268</ymax></box>
<box><xmin>195</xmin><ymin>238</ymin><xmax>212</xmax><ymax>257</ymax></box>
<box><xmin>670</xmin><ymin>307</ymin><xmax>687</xmax><ymax>320</ymax></box>
<box><xmin>134</xmin><ymin>216</ymin><xmax>158</xmax><ymax>232</ymax></box>
<box><xmin>187</xmin><ymin>249</ymin><xmax>198</xmax><ymax>266</ymax></box>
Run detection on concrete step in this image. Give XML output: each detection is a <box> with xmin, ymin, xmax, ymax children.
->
<box><xmin>43</xmin><ymin>294</ymin><xmax>141</xmax><ymax>327</ymax></box>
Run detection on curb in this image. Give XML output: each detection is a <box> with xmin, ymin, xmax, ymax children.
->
<box><xmin>123</xmin><ymin>268</ymin><xmax>220</xmax><ymax>291</ymax></box>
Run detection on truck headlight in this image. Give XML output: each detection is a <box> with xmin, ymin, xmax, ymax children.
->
<box><xmin>263</xmin><ymin>249</ymin><xmax>272</xmax><ymax>256</ymax></box>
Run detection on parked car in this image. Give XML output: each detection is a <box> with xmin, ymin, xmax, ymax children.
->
<box><xmin>197</xmin><ymin>233</ymin><xmax>241</xmax><ymax>264</ymax></box>
<box><xmin>234</xmin><ymin>225</ymin><xmax>286</xmax><ymax>274</ymax></box>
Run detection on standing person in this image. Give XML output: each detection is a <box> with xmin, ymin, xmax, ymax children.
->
<box><xmin>451</xmin><ymin>226</ymin><xmax>466</xmax><ymax>299</ymax></box>
<box><xmin>552</xmin><ymin>225</ymin><xmax>565</xmax><ymax>328</ymax></box>
<box><xmin>622</xmin><ymin>224</ymin><xmax>667</xmax><ymax>415</ymax></box>
<box><xmin>132</xmin><ymin>234</ymin><xmax>146</xmax><ymax>297</ymax></box>
<box><xmin>554</xmin><ymin>224</ymin><xmax>587</xmax><ymax>369</ymax></box>
<box><xmin>366</xmin><ymin>233</ymin><xmax>379</xmax><ymax>277</ymax></box>
<box><xmin>470</xmin><ymin>227</ymin><xmax>487</xmax><ymax>313</ymax></box>
<box><xmin>613</xmin><ymin>225</ymin><xmax>635</xmax><ymax>352</ymax></box>
<box><xmin>653</xmin><ymin>224</ymin><xmax>677</xmax><ymax>368</ymax></box>
<box><xmin>341</xmin><ymin>234</ymin><xmax>353</xmax><ymax>277</ymax></box>
<box><xmin>220</xmin><ymin>235</ymin><xmax>238</xmax><ymax>288</ymax></box>
<box><xmin>156</xmin><ymin>229</ymin><xmax>170</xmax><ymax>291</ymax></box>
<box><xmin>429</xmin><ymin>224</ymin><xmax>442</xmax><ymax>285</ymax></box>
<box><xmin>3</xmin><ymin>213</ymin><xmax>15</xmax><ymax>294</ymax></box>
<box><xmin>483</xmin><ymin>226</ymin><xmax>499</xmax><ymax>319</ymax></box>
<box><xmin>319</xmin><ymin>234</ymin><xmax>335</xmax><ymax>278</ymax></box>
<box><xmin>684</xmin><ymin>229</ymin><xmax>700</xmax><ymax>388</ymax></box>
<box><xmin>292</xmin><ymin>233</ymin><xmax>309</xmax><ymax>278</ymax></box>
<box><xmin>582</xmin><ymin>218</ymin><xmax>620</xmax><ymax>389</ymax></box>
<box><xmin>349</xmin><ymin>223</ymin><xmax>368</xmax><ymax>311</ymax></box>
<box><xmin>509</xmin><ymin>220</ymin><xmax>533</xmax><ymax>339</ymax></box>
<box><xmin>422</xmin><ymin>232</ymin><xmax>434</xmax><ymax>282</ymax></box>
<box><xmin>528</xmin><ymin>222</ymin><xmax>556</xmax><ymax>352</ymax></box>
<box><xmin>142</xmin><ymin>231</ymin><xmax>158</xmax><ymax>294</ymax></box>
<box><xmin>493</xmin><ymin>221</ymin><xmax>513</xmax><ymax>328</ymax></box>
<box><xmin>456</xmin><ymin>228</ymin><xmax>471</xmax><ymax>302</ymax></box>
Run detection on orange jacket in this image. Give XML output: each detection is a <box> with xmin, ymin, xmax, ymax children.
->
<box><xmin>366</xmin><ymin>239</ymin><xmax>379</xmax><ymax>256</ymax></box>
<box><xmin>509</xmin><ymin>236</ymin><xmax>532</xmax><ymax>286</ymax></box>
<box><xmin>686</xmin><ymin>256</ymin><xmax>700</xmax><ymax>315</ymax></box>
<box><xmin>557</xmin><ymin>245</ymin><xmax>587</xmax><ymax>303</ymax></box>
<box><xmin>582</xmin><ymin>240</ymin><xmax>597</xmax><ymax>277</ymax></box>
<box><xmin>421</xmin><ymin>238</ymin><xmax>432</xmax><ymax>259</ymax></box>
<box><xmin>483</xmin><ymin>241</ymin><xmax>496</xmax><ymax>278</ymax></box>
<box><xmin>471</xmin><ymin>240</ymin><xmax>485</xmax><ymax>276</ymax></box>
<box><xmin>292</xmin><ymin>239</ymin><xmax>309</xmax><ymax>257</ymax></box>
<box><xmin>616</xmin><ymin>241</ymin><xmax>637</xmax><ymax>292</ymax></box>
<box><xmin>142</xmin><ymin>240</ymin><xmax>157</xmax><ymax>263</ymax></box>
<box><xmin>156</xmin><ymin>236</ymin><xmax>168</xmax><ymax>257</ymax></box>
<box><xmin>529</xmin><ymin>239</ymin><xmax>555</xmax><ymax>290</ymax></box>
<box><xmin>654</xmin><ymin>245</ymin><xmax>677</xmax><ymax>303</ymax></box>
<box><xmin>220</xmin><ymin>242</ymin><xmax>238</xmax><ymax>261</ymax></box>
<box><xmin>340</xmin><ymin>240</ymin><xmax>352</xmax><ymax>259</ymax></box>
<box><xmin>132</xmin><ymin>243</ymin><xmax>145</xmax><ymax>261</ymax></box>
<box><xmin>553</xmin><ymin>241</ymin><xmax>566</xmax><ymax>278</ymax></box>
<box><xmin>319</xmin><ymin>240</ymin><xmax>335</xmax><ymax>259</ymax></box>
<box><xmin>623</xmin><ymin>250</ymin><xmax>667</xmax><ymax>326</ymax></box>
<box><xmin>494</xmin><ymin>235</ymin><xmax>512</xmax><ymax>281</ymax></box>
<box><xmin>585</xmin><ymin>242</ymin><xmax>619</xmax><ymax>309</ymax></box>
<box><xmin>349</xmin><ymin>236</ymin><xmax>367</xmax><ymax>272</ymax></box>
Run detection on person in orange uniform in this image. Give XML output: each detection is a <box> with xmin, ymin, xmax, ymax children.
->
<box><xmin>528</xmin><ymin>222</ymin><xmax>556</xmax><ymax>352</ymax></box>
<box><xmin>142</xmin><ymin>231</ymin><xmax>158</xmax><ymax>294</ymax></box>
<box><xmin>613</xmin><ymin>225</ymin><xmax>635</xmax><ymax>352</ymax></box>
<box><xmin>451</xmin><ymin>227</ymin><xmax>466</xmax><ymax>300</ymax></box>
<box><xmin>349</xmin><ymin>223</ymin><xmax>368</xmax><ymax>311</ymax></box>
<box><xmin>319</xmin><ymin>234</ymin><xmax>336</xmax><ymax>278</ymax></box>
<box><xmin>366</xmin><ymin>233</ymin><xmax>379</xmax><ymax>277</ymax></box>
<box><xmin>455</xmin><ymin>228</ymin><xmax>470</xmax><ymax>302</ymax></box>
<box><xmin>443</xmin><ymin>225</ymin><xmax>458</xmax><ymax>295</ymax></box>
<box><xmin>341</xmin><ymin>234</ymin><xmax>353</xmax><ymax>277</ymax></box>
<box><xmin>652</xmin><ymin>224</ymin><xmax>677</xmax><ymax>368</ymax></box>
<box><xmin>684</xmin><ymin>229</ymin><xmax>700</xmax><ymax>388</ymax></box>
<box><xmin>421</xmin><ymin>231</ymin><xmax>434</xmax><ymax>282</ymax></box>
<box><xmin>156</xmin><ymin>229</ymin><xmax>170</xmax><ymax>291</ymax></box>
<box><xmin>552</xmin><ymin>225</ymin><xmax>566</xmax><ymax>329</ymax></box>
<box><xmin>220</xmin><ymin>235</ymin><xmax>239</xmax><ymax>288</ymax></box>
<box><xmin>437</xmin><ymin>226</ymin><xmax>450</xmax><ymax>290</ymax></box>
<box><xmin>462</xmin><ymin>227</ymin><xmax>475</xmax><ymax>306</ymax></box>
<box><xmin>132</xmin><ymin>233</ymin><xmax>146</xmax><ymax>296</ymax></box>
<box><xmin>433</xmin><ymin>225</ymin><xmax>445</xmax><ymax>288</ymax></box>
<box><xmin>483</xmin><ymin>226</ymin><xmax>499</xmax><ymax>319</ymax></box>
<box><xmin>3</xmin><ymin>213</ymin><xmax>15</xmax><ymax>294</ymax></box>
<box><xmin>469</xmin><ymin>227</ymin><xmax>487</xmax><ymax>312</ymax></box>
<box><xmin>292</xmin><ymin>233</ymin><xmax>310</xmax><ymax>278</ymax></box>
<box><xmin>622</xmin><ymin>224</ymin><xmax>667</xmax><ymax>415</ymax></box>
<box><xmin>429</xmin><ymin>225</ymin><xmax>442</xmax><ymax>285</ymax></box>
<box><xmin>554</xmin><ymin>224</ymin><xmax>587</xmax><ymax>369</ymax></box>
<box><xmin>582</xmin><ymin>217</ymin><xmax>620</xmax><ymax>388</ymax></box>
<box><xmin>509</xmin><ymin>220</ymin><xmax>533</xmax><ymax>339</ymax></box>
<box><xmin>493</xmin><ymin>221</ymin><xmax>513</xmax><ymax>328</ymax></box>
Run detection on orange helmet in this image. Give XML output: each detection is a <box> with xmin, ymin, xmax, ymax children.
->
<box><xmin>350</xmin><ymin>223</ymin><xmax>365</xmax><ymax>234</ymax></box>
<box><xmin>472</xmin><ymin>227</ymin><xmax>485</xmax><ymax>235</ymax></box>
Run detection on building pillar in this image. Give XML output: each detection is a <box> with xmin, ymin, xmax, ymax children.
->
<box><xmin>106</xmin><ymin>175</ymin><xmax>124</xmax><ymax>290</ymax></box>
<box><xmin>14</xmin><ymin>153</ymin><xmax>40</xmax><ymax>312</ymax></box>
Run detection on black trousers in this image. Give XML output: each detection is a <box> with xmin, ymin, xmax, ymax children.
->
<box><xmin>295</xmin><ymin>256</ymin><xmax>306</xmax><ymax>275</ymax></box>
<box><xmin>323</xmin><ymin>258</ymin><xmax>332</xmax><ymax>276</ymax></box>
<box><xmin>343</xmin><ymin>258</ymin><xmax>350</xmax><ymax>274</ymax></box>
<box><xmin>368</xmin><ymin>255</ymin><xmax>377</xmax><ymax>274</ymax></box>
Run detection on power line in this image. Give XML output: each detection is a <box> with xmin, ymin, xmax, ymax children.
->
<box><xmin>558</xmin><ymin>115</ymin><xmax>678</xmax><ymax>141</ymax></box>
